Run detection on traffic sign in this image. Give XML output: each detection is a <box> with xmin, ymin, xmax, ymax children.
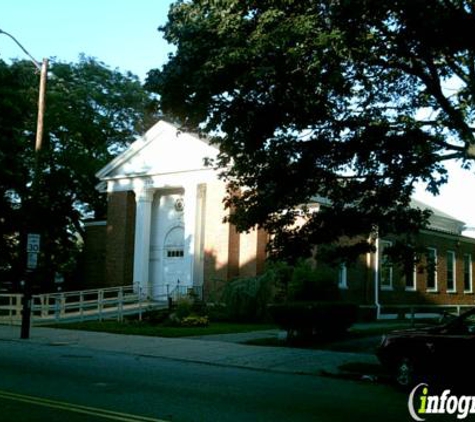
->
<box><xmin>27</xmin><ymin>233</ymin><xmax>41</xmax><ymax>253</ymax></box>
<box><xmin>26</xmin><ymin>233</ymin><xmax>40</xmax><ymax>269</ymax></box>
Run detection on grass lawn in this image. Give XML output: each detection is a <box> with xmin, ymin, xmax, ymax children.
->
<box><xmin>47</xmin><ymin>319</ymin><xmax>277</xmax><ymax>338</ymax></box>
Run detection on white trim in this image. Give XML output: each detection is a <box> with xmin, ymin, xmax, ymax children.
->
<box><xmin>132</xmin><ymin>188</ymin><xmax>154</xmax><ymax>298</ymax></box>
<box><xmin>96</xmin><ymin>121</ymin><xmax>170</xmax><ymax>179</ymax></box>
<box><xmin>84</xmin><ymin>220</ymin><xmax>107</xmax><ymax>227</ymax></box>
<box><xmin>103</xmin><ymin>167</ymin><xmax>216</xmax><ymax>182</ymax></box>
<box><xmin>464</xmin><ymin>253</ymin><xmax>473</xmax><ymax>293</ymax></box>
<box><xmin>338</xmin><ymin>263</ymin><xmax>348</xmax><ymax>289</ymax></box>
<box><xmin>446</xmin><ymin>250</ymin><xmax>457</xmax><ymax>293</ymax></box>
<box><xmin>96</xmin><ymin>120</ymin><xmax>217</xmax><ymax>180</ymax></box>
<box><xmin>373</xmin><ymin>235</ymin><xmax>381</xmax><ymax>319</ymax></box>
<box><xmin>193</xmin><ymin>183</ymin><xmax>206</xmax><ymax>287</ymax></box>
<box><xmin>405</xmin><ymin>263</ymin><xmax>417</xmax><ymax>291</ymax></box>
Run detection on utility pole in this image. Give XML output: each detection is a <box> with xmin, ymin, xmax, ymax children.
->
<box><xmin>0</xmin><ymin>29</ymin><xmax>48</xmax><ymax>339</ymax></box>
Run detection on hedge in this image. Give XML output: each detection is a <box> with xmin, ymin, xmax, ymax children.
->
<box><xmin>268</xmin><ymin>302</ymin><xmax>358</xmax><ymax>339</ymax></box>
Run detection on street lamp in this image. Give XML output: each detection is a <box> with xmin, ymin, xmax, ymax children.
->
<box><xmin>0</xmin><ymin>28</ymin><xmax>48</xmax><ymax>339</ymax></box>
<box><xmin>0</xmin><ymin>29</ymin><xmax>47</xmax><ymax>153</ymax></box>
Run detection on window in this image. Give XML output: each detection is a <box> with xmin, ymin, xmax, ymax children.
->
<box><xmin>446</xmin><ymin>251</ymin><xmax>456</xmax><ymax>292</ymax></box>
<box><xmin>464</xmin><ymin>254</ymin><xmax>473</xmax><ymax>293</ymax></box>
<box><xmin>164</xmin><ymin>226</ymin><xmax>185</xmax><ymax>259</ymax></box>
<box><xmin>167</xmin><ymin>249</ymin><xmax>184</xmax><ymax>258</ymax></box>
<box><xmin>426</xmin><ymin>248</ymin><xmax>438</xmax><ymax>291</ymax></box>
<box><xmin>338</xmin><ymin>263</ymin><xmax>348</xmax><ymax>289</ymax></box>
<box><xmin>380</xmin><ymin>240</ymin><xmax>393</xmax><ymax>290</ymax></box>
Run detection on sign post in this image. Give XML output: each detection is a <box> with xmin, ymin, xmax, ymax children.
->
<box><xmin>21</xmin><ymin>233</ymin><xmax>40</xmax><ymax>339</ymax></box>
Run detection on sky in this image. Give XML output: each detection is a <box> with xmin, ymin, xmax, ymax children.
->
<box><xmin>0</xmin><ymin>0</ymin><xmax>175</xmax><ymax>81</ymax></box>
<box><xmin>1</xmin><ymin>0</ymin><xmax>475</xmax><ymax>236</ymax></box>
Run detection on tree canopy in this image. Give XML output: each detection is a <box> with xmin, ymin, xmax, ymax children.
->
<box><xmin>0</xmin><ymin>56</ymin><xmax>156</xmax><ymax>288</ymax></box>
<box><xmin>147</xmin><ymin>0</ymin><xmax>475</xmax><ymax>262</ymax></box>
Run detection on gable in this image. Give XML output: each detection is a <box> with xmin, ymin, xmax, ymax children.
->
<box><xmin>96</xmin><ymin>120</ymin><xmax>218</xmax><ymax>180</ymax></box>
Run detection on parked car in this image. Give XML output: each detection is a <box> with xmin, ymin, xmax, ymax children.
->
<box><xmin>376</xmin><ymin>308</ymin><xmax>475</xmax><ymax>388</ymax></box>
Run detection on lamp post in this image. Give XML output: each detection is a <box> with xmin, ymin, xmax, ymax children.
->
<box><xmin>0</xmin><ymin>28</ymin><xmax>48</xmax><ymax>339</ymax></box>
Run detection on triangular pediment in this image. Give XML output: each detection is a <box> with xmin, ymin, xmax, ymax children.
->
<box><xmin>96</xmin><ymin>120</ymin><xmax>218</xmax><ymax>180</ymax></box>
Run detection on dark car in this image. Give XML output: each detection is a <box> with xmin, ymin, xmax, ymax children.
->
<box><xmin>376</xmin><ymin>308</ymin><xmax>475</xmax><ymax>388</ymax></box>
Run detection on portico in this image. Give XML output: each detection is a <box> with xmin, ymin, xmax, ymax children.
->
<box><xmin>132</xmin><ymin>182</ymin><xmax>203</xmax><ymax>300</ymax></box>
<box><xmin>96</xmin><ymin>120</ymin><xmax>216</xmax><ymax>300</ymax></box>
<box><xmin>94</xmin><ymin>120</ymin><xmax>267</xmax><ymax>301</ymax></box>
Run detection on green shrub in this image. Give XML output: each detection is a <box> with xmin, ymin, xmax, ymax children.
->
<box><xmin>264</xmin><ymin>261</ymin><xmax>293</xmax><ymax>302</ymax></box>
<box><xmin>221</xmin><ymin>272</ymin><xmax>275</xmax><ymax>322</ymax></box>
<box><xmin>167</xmin><ymin>296</ymin><xmax>209</xmax><ymax>327</ymax></box>
<box><xmin>288</xmin><ymin>260</ymin><xmax>340</xmax><ymax>301</ymax></box>
<box><xmin>173</xmin><ymin>297</ymin><xmax>194</xmax><ymax>320</ymax></box>
<box><xmin>180</xmin><ymin>315</ymin><xmax>209</xmax><ymax>327</ymax></box>
<box><xmin>206</xmin><ymin>303</ymin><xmax>229</xmax><ymax>322</ymax></box>
<box><xmin>268</xmin><ymin>302</ymin><xmax>358</xmax><ymax>340</ymax></box>
<box><xmin>141</xmin><ymin>309</ymin><xmax>170</xmax><ymax>324</ymax></box>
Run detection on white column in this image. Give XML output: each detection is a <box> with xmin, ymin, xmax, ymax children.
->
<box><xmin>133</xmin><ymin>188</ymin><xmax>154</xmax><ymax>298</ymax></box>
<box><xmin>193</xmin><ymin>184</ymin><xmax>206</xmax><ymax>287</ymax></box>
<box><xmin>183</xmin><ymin>183</ymin><xmax>198</xmax><ymax>286</ymax></box>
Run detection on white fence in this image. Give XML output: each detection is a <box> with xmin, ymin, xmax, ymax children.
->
<box><xmin>0</xmin><ymin>285</ymin><xmax>154</xmax><ymax>325</ymax></box>
<box><xmin>0</xmin><ymin>283</ymin><xmax>203</xmax><ymax>326</ymax></box>
<box><xmin>0</xmin><ymin>294</ymin><xmax>22</xmax><ymax>325</ymax></box>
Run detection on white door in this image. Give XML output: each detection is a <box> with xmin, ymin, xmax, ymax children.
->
<box><xmin>162</xmin><ymin>226</ymin><xmax>187</xmax><ymax>296</ymax></box>
<box><xmin>149</xmin><ymin>191</ymin><xmax>189</xmax><ymax>300</ymax></box>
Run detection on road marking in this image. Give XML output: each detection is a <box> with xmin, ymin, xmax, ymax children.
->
<box><xmin>0</xmin><ymin>390</ymin><xmax>169</xmax><ymax>422</ymax></box>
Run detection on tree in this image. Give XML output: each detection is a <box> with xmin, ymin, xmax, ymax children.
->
<box><xmin>146</xmin><ymin>0</ymin><xmax>474</xmax><ymax>262</ymax></box>
<box><xmin>0</xmin><ymin>56</ymin><xmax>157</xmax><ymax>288</ymax></box>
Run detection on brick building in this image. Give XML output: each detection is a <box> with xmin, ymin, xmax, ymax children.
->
<box><xmin>86</xmin><ymin>120</ymin><xmax>267</xmax><ymax>300</ymax></box>
<box><xmin>84</xmin><ymin>120</ymin><xmax>475</xmax><ymax>315</ymax></box>
<box><xmin>331</xmin><ymin>200</ymin><xmax>475</xmax><ymax>318</ymax></box>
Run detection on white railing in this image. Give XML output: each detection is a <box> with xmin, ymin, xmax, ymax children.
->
<box><xmin>0</xmin><ymin>285</ymin><xmax>154</xmax><ymax>325</ymax></box>
<box><xmin>33</xmin><ymin>285</ymin><xmax>145</xmax><ymax>323</ymax></box>
<box><xmin>0</xmin><ymin>283</ymin><xmax>203</xmax><ymax>326</ymax></box>
<box><xmin>0</xmin><ymin>294</ymin><xmax>23</xmax><ymax>325</ymax></box>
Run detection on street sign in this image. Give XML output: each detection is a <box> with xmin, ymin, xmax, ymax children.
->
<box><xmin>27</xmin><ymin>253</ymin><xmax>38</xmax><ymax>270</ymax></box>
<box><xmin>26</xmin><ymin>233</ymin><xmax>40</xmax><ymax>269</ymax></box>
<box><xmin>27</xmin><ymin>233</ymin><xmax>41</xmax><ymax>253</ymax></box>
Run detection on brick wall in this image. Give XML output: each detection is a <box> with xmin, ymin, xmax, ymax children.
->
<box><xmin>202</xmin><ymin>181</ymin><xmax>271</xmax><ymax>299</ymax></box>
<box><xmin>340</xmin><ymin>253</ymin><xmax>375</xmax><ymax>305</ymax></box>
<box><xmin>311</xmin><ymin>229</ymin><xmax>475</xmax><ymax>310</ymax></box>
<box><xmin>203</xmin><ymin>181</ymin><xmax>232</xmax><ymax>295</ymax></box>
<box><xmin>256</xmin><ymin>228</ymin><xmax>268</xmax><ymax>275</ymax></box>
<box><xmin>82</xmin><ymin>221</ymin><xmax>106</xmax><ymax>288</ymax></box>
<box><xmin>105</xmin><ymin>191</ymin><xmax>136</xmax><ymax>286</ymax></box>
<box><xmin>238</xmin><ymin>230</ymin><xmax>258</xmax><ymax>278</ymax></box>
<box><xmin>97</xmin><ymin>186</ymin><xmax>475</xmax><ymax>311</ymax></box>
<box><xmin>379</xmin><ymin>230</ymin><xmax>475</xmax><ymax>307</ymax></box>
<box><xmin>227</xmin><ymin>223</ymin><xmax>240</xmax><ymax>280</ymax></box>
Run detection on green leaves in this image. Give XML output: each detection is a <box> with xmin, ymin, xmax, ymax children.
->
<box><xmin>149</xmin><ymin>0</ymin><xmax>475</xmax><ymax>262</ymax></box>
<box><xmin>0</xmin><ymin>57</ymin><xmax>156</xmax><ymax>287</ymax></box>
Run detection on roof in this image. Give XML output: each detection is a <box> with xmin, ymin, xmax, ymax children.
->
<box><xmin>410</xmin><ymin>198</ymin><xmax>466</xmax><ymax>235</ymax></box>
<box><xmin>96</xmin><ymin>120</ymin><xmax>218</xmax><ymax>181</ymax></box>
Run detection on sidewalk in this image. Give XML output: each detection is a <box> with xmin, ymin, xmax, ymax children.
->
<box><xmin>0</xmin><ymin>324</ymin><xmax>383</xmax><ymax>380</ymax></box>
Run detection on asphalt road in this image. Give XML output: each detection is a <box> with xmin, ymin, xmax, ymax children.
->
<box><xmin>0</xmin><ymin>338</ymin><xmax>410</xmax><ymax>422</ymax></box>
